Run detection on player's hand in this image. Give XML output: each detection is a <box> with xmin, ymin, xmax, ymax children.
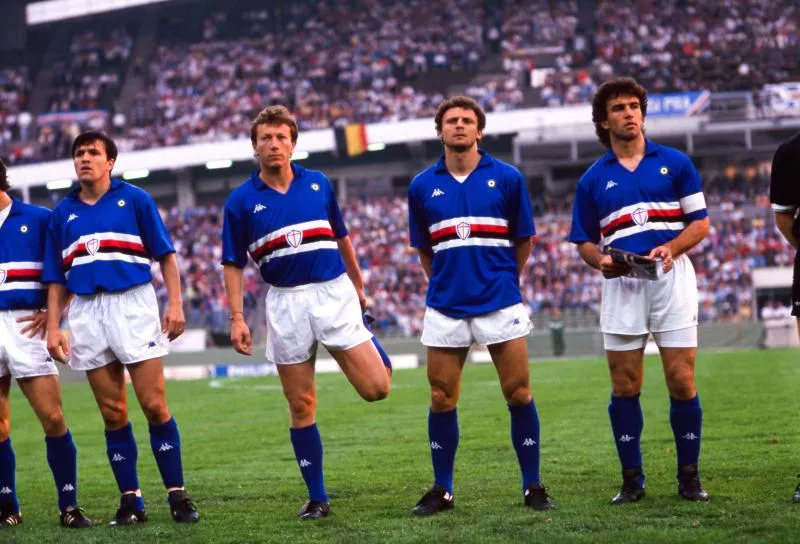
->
<box><xmin>599</xmin><ymin>255</ymin><xmax>631</xmax><ymax>279</ymax></box>
<box><xmin>356</xmin><ymin>287</ymin><xmax>367</xmax><ymax>312</ymax></box>
<box><xmin>17</xmin><ymin>309</ymin><xmax>48</xmax><ymax>339</ymax></box>
<box><xmin>162</xmin><ymin>303</ymin><xmax>186</xmax><ymax>341</ymax></box>
<box><xmin>230</xmin><ymin>318</ymin><xmax>252</xmax><ymax>356</ymax></box>
<box><xmin>47</xmin><ymin>327</ymin><xmax>71</xmax><ymax>365</ymax></box>
<box><xmin>648</xmin><ymin>245</ymin><xmax>674</xmax><ymax>273</ymax></box>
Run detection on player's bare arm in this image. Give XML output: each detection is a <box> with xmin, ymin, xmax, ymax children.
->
<box><xmin>773</xmin><ymin>211</ymin><xmax>798</xmax><ymax>250</ymax></box>
<box><xmin>159</xmin><ymin>253</ymin><xmax>186</xmax><ymax>340</ymax></box>
<box><xmin>515</xmin><ymin>236</ymin><xmax>533</xmax><ymax>276</ymax></box>
<box><xmin>16</xmin><ymin>309</ymin><xmax>48</xmax><ymax>339</ymax></box>
<box><xmin>648</xmin><ymin>217</ymin><xmax>710</xmax><ymax>273</ymax></box>
<box><xmin>416</xmin><ymin>248</ymin><xmax>433</xmax><ymax>279</ymax></box>
<box><xmin>45</xmin><ymin>283</ymin><xmax>70</xmax><ymax>363</ymax></box>
<box><xmin>336</xmin><ymin>236</ymin><xmax>367</xmax><ymax>310</ymax></box>
<box><xmin>223</xmin><ymin>263</ymin><xmax>252</xmax><ymax>356</ymax></box>
<box><xmin>576</xmin><ymin>241</ymin><xmax>630</xmax><ymax>278</ymax></box>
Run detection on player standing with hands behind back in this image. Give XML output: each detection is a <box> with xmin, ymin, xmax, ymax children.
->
<box><xmin>569</xmin><ymin>77</ymin><xmax>710</xmax><ymax>504</ymax></box>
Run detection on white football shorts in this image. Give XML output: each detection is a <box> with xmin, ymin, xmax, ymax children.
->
<box><xmin>265</xmin><ymin>273</ymin><xmax>373</xmax><ymax>365</ymax></box>
<box><xmin>0</xmin><ymin>310</ymin><xmax>58</xmax><ymax>379</ymax></box>
<box><xmin>67</xmin><ymin>283</ymin><xmax>168</xmax><ymax>371</ymax></box>
<box><xmin>421</xmin><ymin>303</ymin><xmax>532</xmax><ymax>348</ymax></box>
<box><xmin>600</xmin><ymin>253</ymin><xmax>698</xmax><ymax>339</ymax></box>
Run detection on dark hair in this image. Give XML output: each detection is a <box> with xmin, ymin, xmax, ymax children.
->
<box><xmin>250</xmin><ymin>105</ymin><xmax>299</xmax><ymax>144</ymax></box>
<box><xmin>591</xmin><ymin>77</ymin><xmax>648</xmax><ymax>148</ymax></box>
<box><xmin>71</xmin><ymin>130</ymin><xmax>119</xmax><ymax>161</ymax></box>
<box><xmin>0</xmin><ymin>158</ymin><xmax>8</xmax><ymax>192</ymax></box>
<box><xmin>435</xmin><ymin>96</ymin><xmax>487</xmax><ymax>135</ymax></box>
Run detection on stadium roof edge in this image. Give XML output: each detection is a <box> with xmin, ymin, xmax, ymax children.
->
<box><xmin>26</xmin><ymin>0</ymin><xmax>172</xmax><ymax>25</ymax></box>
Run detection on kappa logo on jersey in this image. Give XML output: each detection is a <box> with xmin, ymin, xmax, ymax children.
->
<box><xmin>67</xmin><ymin>213</ymin><xmax>78</xmax><ymax>223</ymax></box>
<box><xmin>682</xmin><ymin>432</ymin><xmax>699</xmax><ymax>441</ymax></box>
<box><xmin>631</xmin><ymin>208</ymin><xmax>649</xmax><ymax>226</ymax></box>
<box><xmin>618</xmin><ymin>434</ymin><xmax>635</xmax><ymax>443</ymax></box>
<box><xmin>62</xmin><ymin>483</ymin><xmax>75</xmax><ymax>492</ymax></box>
<box><xmin>522</xmin><ymin>438</ymin><xmax>536</xmax><ymax>446</ymax></box>
<box><xmin>430</xmin><ymin>441</ymin><xmax>443</xmax><ymax>450</ymax></box>
<box><xmin>86</xmin><ymin>238</ymin><xmax>100</xmax><ymax>256</ymax></box>
<box><xmin>456</xmin><ymin>222</ymin><xmax>471</xmax><ymax>240</ymax></box>
<box><xmin>431</xmin><ymin>188</ymin><xmax>445</xmax><ymax>197</ymax></box>
<box><xmin>299</xmin><ymin>459</ymin><xmax>312</xmax><ymax>468</ymax></box>
<box><xmin>111</xmin><ymin>453</ymin><xmax>126</xmax><ymax>462</ymax></box>
<box><xmin>158</xmin><ymin>443</ymin><xmax>174</xmax><ymax>452</ymax></box>
<box><xmin>286</xmin><ymin>230</ymin><xmax>303</xmax><ymax>248</ymax></box>
<box><xmin>253</xmin><ymin>203</ymin><xmax>266</xmax><ymax>214</ymax></box>
<box><xmin>0</xmin><ymin>269</ymin><xmax>5</xmax><ymax>286</ymax></box>
<box><xmin>605</xmin><ymin>180</ymin><xmax>617</xmax><ymax>190</ymax></box>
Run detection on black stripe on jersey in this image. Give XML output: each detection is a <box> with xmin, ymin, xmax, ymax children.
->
<box><xmin>432</xmin><ymin>231</ymin><xmax>513</xmax><ymax>245</ymax></box>
<box><xmin>255</xmin><ymin>232</ymin><xmax>336</xmax><ymax>259</ymax></box>
<box><xmin>602</xmin><ymin>215</ymin><xmax>685</xmax><ymax>238</ymax></box>
<box><xmin>4</xmin><ymin>273</ymin><xmax>42</xmax><ymax>284</ymax></box>
<box><xmin>64</xmin><ymin>247</ymin><xmax>149</xmax><ymax>271</ymax></box>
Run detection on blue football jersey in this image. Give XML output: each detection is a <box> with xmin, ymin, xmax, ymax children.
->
<box><xmin>0</xmin><ymin>199</ymin><xmax>51</xmax><ymax>310</ymax></box>
<box><xmin>42</xmin><ymin>179</ymin><xmax>175</xmax><ymax>295</ymax></box>
<box><xmin>569</xmin><ymin>140</ymin><xmax>707</xmax><ymax>254</ymax></box>
<box><xmin>221</xmin><ymin>165</ymin><xmax>348</xmax><ymax>287</ymax></box>
<box><xmin>408</xmin><ymin>151</ymin><xmax>535</xmax><ymax>318</ymax></box>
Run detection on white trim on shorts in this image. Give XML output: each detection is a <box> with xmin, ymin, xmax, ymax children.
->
<box><xmin>603</xmin><ymin>326</ymin><xmax>698</xmax><ymax>351</ymax></box>
<box><xmin>421</xmin><ymin>303</ymin><xmax>533</xmax><ymax>348</ymax></box>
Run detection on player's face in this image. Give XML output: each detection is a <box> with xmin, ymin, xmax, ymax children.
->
<box><xmin>602</xmin><ymin>95</ymin><xmax>643</xmax><ymax>143</ymax></box>
<box><xmin>253</xmin><ymin>123</ymin><xmax>296</xmax><ymax>170</ymax></box>
<box><xmin>440</xmin><ymin>107</ymin><xmax>482</xmax><ymax>153</ymax></box>
<box><xmin>73</xmin><ymin>140</ymin><xmax>114</xmax><ymax>183</ymax></box>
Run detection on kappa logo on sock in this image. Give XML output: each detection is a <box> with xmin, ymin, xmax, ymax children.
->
<box><xmin>0</xmin><ymin>486</ymin><xmax>12</xmax><ymax>494</ymax></box>
<box><xmin>682</xmin><ymin>432</ymin><xmax>699</xmax><ymax>441</ymax></box>
<box><xmin>158</xmin><ymin>443</ymin><xmax>174</xmax><ymax>452</ymax></box>
<box><xmin>111</xmin><ymin>453</ymin><xmax>126</xmax><ymax>462</ymax></box>
<box><xmin>522</xmin><ymin>438</ymin><xmax>537</xmax><ymax>446</ymax></box>
<box><xmin>618</xmin><ymin>434</ymin><xmax>636</xmax><ymax>443</ymax></box>
<box><xmin>299</xmin><ymin>459</ymin><xmax>312</xmax><ymax>468</ymax></box>
<box><xmin>430</xmin><ymin>441</ymin><xmax>443</xmax><ymax>450</ymax></box>
<box><xmin>62</xmin><ymin>483</ymin><xmax>75</xmax><ymax>492</ymax></box>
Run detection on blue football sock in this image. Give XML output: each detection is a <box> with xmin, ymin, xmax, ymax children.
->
<box><xmin>428</xmin><ymin>408</ymin><xmax>459</xmax><ymax>494</ymax></box>
<box><xmin>670</xmin><ymin>395</ymin><xmax>702</xmax><ymax>468</ymax></box>
<box><xmin>363</xmin><ymin>314</ymin><xmax>392</xmax><ymax>371</ymax></box>
<box><xmin>290</xmin><ymin>424</ymin><xmax>328</xmax><ymax>503</ymax></box>
<box><xmin>45</xmin><ymin>430</ymin><xmax>78</xmax><ymax>511</ymax></box>
<box><xmin>105</xmin><ymin>423</ymin><xmax>142</xmax><ymax>506</ymax></box>
<box><xmin>609</xmin><ymin>394</ymin><xmax>644</xmax><ymax>485</ymax></box>
<box><xmin>0</xmin><ymin>438</ymin><xmax>19</xmax><ymax>512</ymax></box>
<box><xmin>149</xmin><ymin>417</ymin><xmax>185</xmax><ymax>492</ymax></box>
<box><xmin>509</xmin><ymin>400</ymin><xmax>541</xmax><ymax>491</ymax></box>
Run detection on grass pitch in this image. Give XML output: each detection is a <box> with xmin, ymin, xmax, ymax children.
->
<box><xmin>4</xmin><ymin>348</ymin><xmax>800</xmax><ymax>543</ymax></box>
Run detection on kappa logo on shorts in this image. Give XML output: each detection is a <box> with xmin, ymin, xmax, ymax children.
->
<box><xmin>286</xmin><ymin>230</ymin><xmax>303</xmax><ymax>248</ymax></box>
<box><xmin>631</xmin><ymin>208</ymin><xmax>649</xmax><ymax>226</ymax></box>
<box><xmin>0</xmin><ymin>269</ymin><xmax>5</xmax><ymax>286</ymax></box>
<box><xmin>86</xmin><ymin>238</ymin><xmax>100</xmax><ymax>256</ymax></box>
<box><xmin>456</xmin><ymin>222</ymin><xmax>471</xmax><ymax>240</ymax></box>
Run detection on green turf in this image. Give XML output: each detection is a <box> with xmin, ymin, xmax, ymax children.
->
<box><xmin>3</xmin><ymin>348</ymin><xmax>800</xmax><ymax>543</ymax></box>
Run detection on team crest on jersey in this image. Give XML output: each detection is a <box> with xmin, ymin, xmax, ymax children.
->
<box><xmin>286</xmin><ymin>230</ymin><xmax>303</xmax><ymax>248</ymax></box>
<box><xmin>456</xmin><ymin>222</ymin><xmax>471</xmax><ymax>240</ymax></box>
<box><xmin>0</xmin><ymin>270</ymin><xmax>5</xmax><ymax>286</ymax></box>
<box><xmin>487</xmin><ymin>179</ymin><xmax>496</xmax><ymax>188</ymax></box>
<box><xmin>20</xmin><ymin>225</ymin><xmax>28</xmax><ymax>233</ymax></box>
<box><xmin>311</xmin><ymin>183</ymin><xmax>320</xmax><ymax>191</ymax></box>
<box><xmin>631</xmin><ymin>208</ymin><xmax>649</xmax><ymax>226</ymax></box>
<box><xmin>660</xmin><ymin>166</ymin><xmax>669</xmax><ymax>175</ymax></box>
<box><xmin>118</xmin><ymin>199</ymin><xmax>126</xmax><ymax>207</ymax></box>
<box><xmin>86</xmin><ymin>238</ymin><xmax>100</xmax><ymax>256</ymax></box>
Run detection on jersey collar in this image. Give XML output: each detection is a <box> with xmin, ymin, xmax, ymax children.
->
<box><xmin>602</xmin><ymin>139</ymin><xmax>659</xmax><ymax>164</ymax></box>
<box><xmin>434</xmin><ymin>149</ymin><xmax>493</xmax><ymax>173</ymax></box>
<box><xmin>7</xmin><ymin>197</ymin><xmax>23</xmax><ymax>217</ymax></box>
<box><xmin>249</xmin><ymin>164</ymin><xmax>305</xmax><ymax>191</ymax></box>
<box><xmin>66</xmin><ymin>177</ymin><xmax>123</xmax><ymax>200</ymax></box>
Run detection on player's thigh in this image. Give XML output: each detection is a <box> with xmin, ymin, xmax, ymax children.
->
<box><xmin>421</xmin><ymin>307</ymin><xmax>473</xmax><ymax>348</ymax></box>
<box><xmin>605</xmin><ymin>343</ymin><xmax>646</xmax><ymax>396</ymax></box>
<box><xmin>312</xmin><ymin>275</ymin><xmax>372</xmax><ymax>353</ymax></box>
<box><xmin>86</xmin><ymin>361</ymin><xmax>129</xmax><ymax>426</ymax></box>
<box><xmin>17</xmin><ymin>375</ymin><xmax>67</xmax><ymax>436</ymax></box>
<box><xmin>427</xmin><ymin>346</ymin><xmax>469</xmax><ymax>408</ymax></box>
<box><xmin>650</xmin><ymin>255</ymin><xmax>698</xmax><ymax>332</ymax></box>
<box><xmin>106</xmin><ymin>285</ymin><xmax>168</xmax><ymax>365</ymax></box>
<box><xmin>487</xmin><ymin>335</ymin><xmax>531</xmax><ymax>404</ymax></box>
<box><xmin>472</xmin><ymin>303</ymin><xmax>532</xmax><ymax>346</ymax></box>
<box><xmin>600</xmin><ymin>277</ymin><xmax>648</xmax><ymax>335</ymax></box>
<box><xmin>266</xmin><ymin>286</ymin><xmax>315</xmax><ymax>365</ymax></box>
<box><xmin>331</xmin><ymin>340</ymin><xmax>389</xmax><ymax>401</ymax></box>
<box><xmin>0</xmin><ymin>374</ymin><xmax>10</xmax><ymax>437</ymax></box>
<box><xmin>67</xmin><ymin>294</ymin><xmax>115</xmax><ymax>371</ymax></box>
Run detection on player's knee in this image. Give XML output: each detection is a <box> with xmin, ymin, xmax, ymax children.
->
<box><xmin>98</xmin><ymin>399</ymin><xmax>128</xmax><ymax>428</ymax></box>
<box><xmin>430</xmin><ymin>385</ymin><xmax>458</xmax><ymax>411</ymax></box>
<box><xmin>358</xmin><ymin>378</ymin><xmax>390</xmax><ymax>402</ymax></box>
<box><xmin>503</xmin><ymin>382</ymin><xmax>532</xmax><ymax>407</ymax></box>
<box><xmin>141</xmin><ymin>398</ymin><xmax>170</xmax><ymax>424</ymax></box>
<box><xmin>0</xmin><ymin>418</ymin><xmax>9</xmax><ymax>442</ymax></box>
<box><xmin>665</xmin><ymin>366</ymin><xmax>696</xmax><ymax>399</ymax></box>
<box><xmin>610</xmin><ymin>368</ymin><xmax>642</xmax><ymax>396</ymax></box>
<box><xmin>38</xmin><ymin>407</ymin><xmax>66</xmax><ymax>436</ymax></box>
<box><xmin>286</xmin><ymin>392</ymin><xmax>316</xmax><ymax>421</ymax></box>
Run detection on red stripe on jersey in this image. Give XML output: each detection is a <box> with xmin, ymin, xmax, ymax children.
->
<box><xmin>601</xmin><ymin>208</ymin><xmax>682</xmax><ymax>235</ymax></box>
<box><xmin>6</xmin><ymin>269</ymin><xmax>42</xmax><ymax>279</ymax></box>
<box><xmin>100</xmin><ymin>239</ymin><xmax>145</xmax><ymax>252</ymax></box>
<box><xmin>430</xmin><ymin>222</ymin><xmax>509</xmax><ymax>241</ymax></box>
<box><xmin>251</xmin><ymin>226</ymin><xmax>335</xmax><ymax>259</ymax></box>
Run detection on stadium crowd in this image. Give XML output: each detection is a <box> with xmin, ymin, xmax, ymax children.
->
<box><xmin>148</xmin><ymin>165</ymin><xmax>779</xmax><ymax>338</ymax></box>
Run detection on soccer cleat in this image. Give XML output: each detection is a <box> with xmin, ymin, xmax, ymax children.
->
<box><xmin>0</xmin><ymin>503</ymin><xmax>22</xmax><ymax>527</ymax></box>
<box><xmin>611</xmin><ymin>468</ymin><xmax>646</xmax><ymax>504</ymax></box>
<box><xmin>793</xmin><ymin>478</ymin><xmax>800</xmax><ymax>503</ymax></box>
<box><xmin>168</xmin><ymin>490</ymin><xmax>200</xmax><ymax>523</ymax></box>
<box><xmin>109</xmin><ymin>493</ymin><xmax>148</xmax><ymax>526</ymax></box>
<box><xmin>524</xmin><ymin>483</ymin><xmax>555</xmax><ymax>510</ymax></box>
<box><xmin>297</xmin><ymin>499</ymin><xmax>330</xmax><ymax>520</ymax></box>
<box><xmin>60</xmin><ymin>506</ymin><xmax>93</xmax><ymax>528</ymax></box>
<box><xmin>677</xmin><ymin>465</ymin><xmax>709</xmax><ymax>502</ymax></box>
<box><xmin>411</xmin><ymin>485</ymin><xmax>454</xmax><ymax>516</ymax></box>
